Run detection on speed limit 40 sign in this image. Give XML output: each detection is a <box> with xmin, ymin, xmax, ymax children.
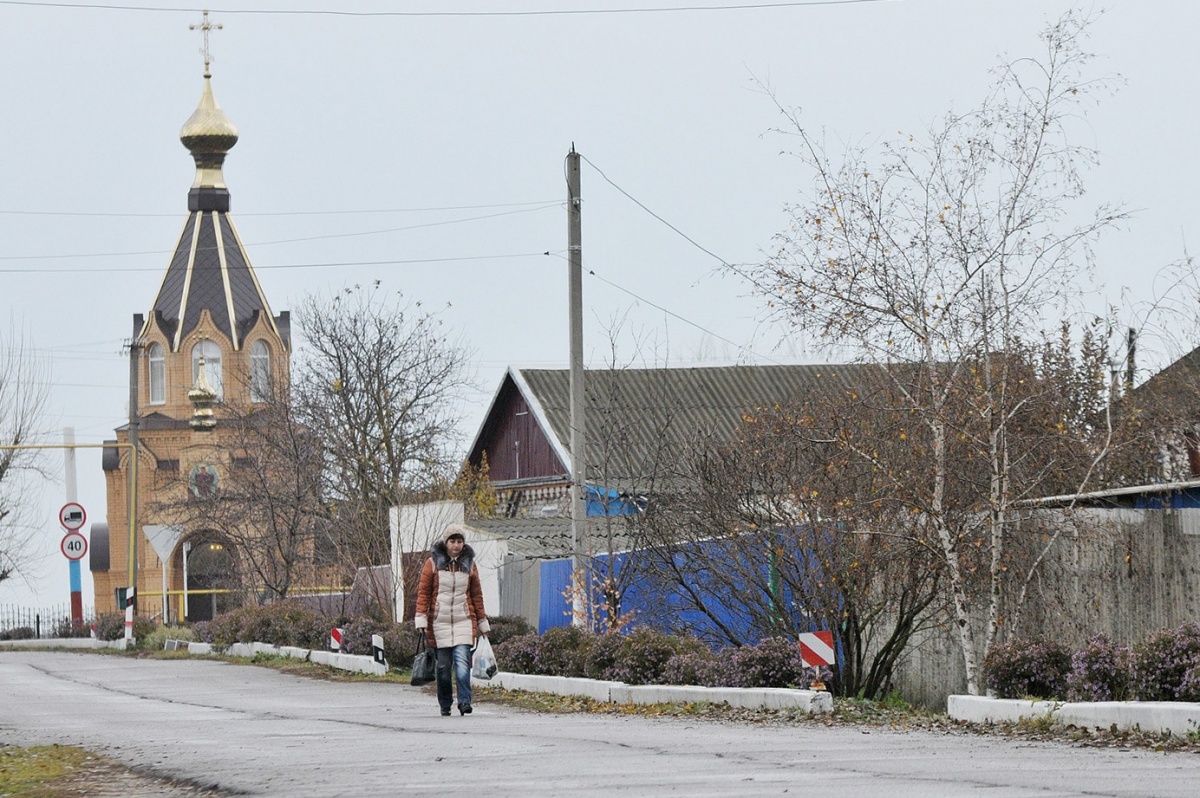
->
<box><xmin>61</xmin><ymin>531</ymin><xmax>88</xmax><ymax>561</ymax></box>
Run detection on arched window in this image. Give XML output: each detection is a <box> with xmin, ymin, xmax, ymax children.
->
<box><xmin>191</xmin><ymin>339</ymin><xmax>223</xmax><ymax>401</ymax></box>
<box><xmin>147</xmin><ymin>342</ymin><xmax>166</xmax><ymax>405</ymax></box>
<box><xmin>250</xmin><ymin>340</ymin><xmax>271</xmax><ymax>403</ymax></box>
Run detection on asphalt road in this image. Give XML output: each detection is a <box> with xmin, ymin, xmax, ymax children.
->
<box><xmin>2</xmin><ymin>652</ymin><xmax>1199</xmax><ymax>798</ymax></box>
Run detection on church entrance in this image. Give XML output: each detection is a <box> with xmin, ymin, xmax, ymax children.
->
<box><xmin>180</xmin><ymin>534</ymin><xmax>238</xmax><ymax>622</ymax></box>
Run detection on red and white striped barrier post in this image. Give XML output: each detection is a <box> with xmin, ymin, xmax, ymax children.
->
<box><xmin>798</xmin><ymin>630</ymin><xmax>835</xmax><ymax>691</ymax></box>
<box><xmin>123</xmin><ymin>587</ymin><xmax>137</xmax><ymax>643</ymax></box>
<box><xmin>330</xmin><ymin>627</ymin><xmax>344</xmax><ymax>652</ymax></box>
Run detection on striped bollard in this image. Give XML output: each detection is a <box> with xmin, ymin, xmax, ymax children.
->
<box><xmin>330</xmin><ymin>627</ymin><xmax>345</xmax><ymax>652</ymax></box>
<box><xmin>123</xmin><ymin>587</ymin><xmax>137</xmax><ymax>642</ymax></box>
<box><xmin>371</xmin><ymin>634</ymin><xmax>386</xmax><ymax>666</ymax></box>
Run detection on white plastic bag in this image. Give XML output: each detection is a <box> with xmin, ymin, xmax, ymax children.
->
<box><xmin>472</xmin><ymin>635</ymin><xmax>498</xmax><ymax>680</ymax></box>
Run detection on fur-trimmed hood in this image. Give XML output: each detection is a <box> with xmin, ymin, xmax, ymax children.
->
<box><xmin>430</xmin><ymin>539</ymin><xmax>476</xmax><ymax>572</ymax></box>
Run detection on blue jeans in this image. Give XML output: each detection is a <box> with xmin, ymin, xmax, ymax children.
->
<box><xmin>436</xmin><ymin>644</ymin><xmax>472</xmax><ymax>710</ymax></box>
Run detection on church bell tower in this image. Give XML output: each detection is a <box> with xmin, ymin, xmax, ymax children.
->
<box><xmin>94</xmin><ymin>28</ymin><xmax>291</xmax><ymax>621</ymax></box>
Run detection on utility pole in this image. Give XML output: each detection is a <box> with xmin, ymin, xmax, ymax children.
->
<box><xmin>567</xmin><ymin>146</ymin><xmax>587</xmax><ymax>627</ymax></box>
<box><xmin>125</xmin><ymin>337</ymin><xmax>143</xmax><ymax>640</ymax></box>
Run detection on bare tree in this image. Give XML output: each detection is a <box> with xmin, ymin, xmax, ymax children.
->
<box><xmin>0</xmin><ymin>326</ymin><xmax>50</xmax><ymax>586</ymax></box>
<box><xmin>639</xmin><ymin>372</ymin><xmax>948</xmax><ymax>698</ymax></box>
<box><xmin>294</xmin><ymin>284</ymin><xmax>474</xmax><ymax>593</ymax></box>
<box><xmin>744</xmin><ymin>13</ymin><xmax>1126</xmax><ymax>693</ymax></box>
<box><xmin>156</xmin><ymin>389</ymin><xmax>329</xmax><ymax>603</ymax></box>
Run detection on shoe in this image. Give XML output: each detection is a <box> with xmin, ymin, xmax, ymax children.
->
<box><xmin>440</xmin><ymin>708</ymin><xmax>451</xmax><ymax>716</ymax></box>
<box><xmin>458</xmin><ymin>704</ymin><xmax>472</xmax><ymax>715</ymax></box>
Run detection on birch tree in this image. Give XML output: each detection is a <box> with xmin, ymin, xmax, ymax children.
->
<box><xmin>0</xmin><ymin>327</ymin><xmax>50</xmax><ymax>586</ymax></box>
<box><xmin>747</xmin><ymin>13</ymin><xmax>1124</xmax><ymax>693</ymax></box>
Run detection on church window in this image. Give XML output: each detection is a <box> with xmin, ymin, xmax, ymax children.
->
<box><xmin>250</xmin><ymin>340</ymin><xmax>271</xmax><ymax>403</ymax></box>
<box><xmin>192</xmin><ymin>340</ymin><xmax>223</xmax><ymax>401</ymax></box>
<box><xmin>148</xmin><ymin>342</ymin><xmax>166</xmax><ymax>405</ymax></box>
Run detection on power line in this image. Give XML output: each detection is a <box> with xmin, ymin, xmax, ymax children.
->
<box><xmin>0</xmin><ymin>0</ymin><xmax>901</xmax><ymax>18</ymax></box>
<box><xmin>544</xmin><ymin>251</ymin><xmax>784</xmax><ymax>366</ymax></box>
<box><xmin>0</xmin><ymin>251</ymin><xmax>551</xmax><ymax>274</ymax></box>
<box><xmin>578</xmin><ymin>153</ymin><xmax>789</xmax><ymax>306</ymax></box>
<box><xmin>0</xmin><ymin>204</ymin><xmax>560</xmax><ymax>263</ymax></box>
<box><xmin>0</xmin><ymin>200</ymin><xmax>561</xmax><ymax>219</ymax></box>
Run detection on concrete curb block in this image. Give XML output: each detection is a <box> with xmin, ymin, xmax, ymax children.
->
<box><xmin>0</xmin><ymin>638</ymin><xmax>117</xmax><ymax>650</ymax></box>
<box><xmin>482</xmin><ymin>671</ymin><xmax>832</xmax><ymax>713</ymax></box>
<box><xmin>948</xmin><ymin>694</ymin><xmax>1200</xmax><ymax>736</ymax></box>
<box><xmin>309</xmin><ymin>650</ymin><xmax>388</xmax><ymax>676</ymax></box>
<box><xmin>177</xmin><ymin>639</ymin><xmax>383</xmax><ymax>676</ymax></box>
<box><xmin>487</xmin><ymin>672</ymin><xmax>626</xmax><ymax>702</ymax></box>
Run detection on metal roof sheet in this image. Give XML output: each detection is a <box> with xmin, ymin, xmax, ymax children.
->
<box><xmin>513</xmin><ymin>363</ymin><xmax>883</xmax><ymax>489</ymax></box>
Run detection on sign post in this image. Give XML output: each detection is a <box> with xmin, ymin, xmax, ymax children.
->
<box><xmin>59</xmin><ymin>502</ymin><xmax>87</xmax><ymax>631</ymax></box>
<box><xmin>798</xmin><ymin>631</ymin><xmax>836</xmax><ymax>691</ymax></box>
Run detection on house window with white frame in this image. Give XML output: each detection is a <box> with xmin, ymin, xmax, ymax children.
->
<box><xmin>191</xmin><ymin>339</ymin><xmax>223</xmax><ymax>401</ymax></box>
<box><xmin>148</xmin><ymin>342</ymin><xmax>166</xmax><ymax>405</ymax></box>
<box><xmin>250</xmin><ymin>340</ymin><xmax>271</xmax><ymax>403</ymax></box>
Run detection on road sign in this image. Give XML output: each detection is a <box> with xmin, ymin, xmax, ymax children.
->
<box><xmin>61</xmin><ymin>531</ymin><xmax>88</xmax><ymax>561</ymax></box>
<box><xmin>59</xmin><ymin>502</ymin><xmax>86</xmax><ymax>531</ymax></box>
<box><xmin>798</xmin><ymin>631</ymin><xmax>836</xmax><ymax>668</ymax></box>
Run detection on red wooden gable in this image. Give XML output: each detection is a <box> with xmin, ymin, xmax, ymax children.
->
<box><xmin>468</xmin><ymin>374</ymin><xmax>566</xmax><ymax>483</ymax></box>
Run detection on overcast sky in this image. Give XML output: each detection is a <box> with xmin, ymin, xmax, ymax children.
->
<box><xmin>2</xmin><ymin>0</ymin><xmax>1195</xmax><ymax>609</ymax></box>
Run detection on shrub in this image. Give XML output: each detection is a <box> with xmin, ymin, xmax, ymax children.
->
<box><xmin>721</xmin><ymin>636</ymin><xmax>809</xmax><ymax>689</ymax></box>
<box><xmin>982</xmin><ymin>638</ymin><xmax>1072</xmax><ymax>699</ymax></box>
<box><xmin>94</xmin><ymin>612</ymin><xmax>134</xmax><ymax>641</ymax></box>
<box><xmin>662</xmin><ymin>650</ymin><xmax>724</xmax><ymax>686</ymax></box>
<box><xmin>0</xmin><ymin>626</ymin><xmax>36</xmax><ymax>641</ymax></box>
<box><xmin>138</xmin><ymin>624</ymin><xmax>196</xmax><ymax>652</ymax></box>
<box><xmin>1066</xmin><ymin>634</ymin><xmax>1133</xmax><ymax>702</ymax></box>
<box><xmin>604</xmin><ymin>628</ymin><xmax>707</xmax><ymax>686</ymax></box>
<box><xmin>50</xmin><ymin>617</ymin><xmax>91</xmax><ymax>639</ymax></box>
<box><xmin>1179</xmin><ymin>663</ymin><xmax>1200</xmax><ymax>702</ymax></box>
<box><xmin>487</xmin><ymin>615</ymin><xmax>535</xmax><ymax>647</ymax></box>
<box><xmin>190</xmin><ymin>621</ymin><xmax>214</xmax><ymax>644</ymax></box>
<box><xmin>1132</xmin><ymin>622</ymin><xmax>1200</xmax><ymax>701</ymax></box>
<box><xmin>581</xmin><ymin>631</ymin><xmax>627</xmax><ymax>681</ymax></box>
<box><xmin>494</xmin><ymin>633</ymin><xmax>541</xmax><ymax>674</ymax></box>
<box><xmin>340</xmin><ymin>618</ymin><xmax>417</xmax><ymax>667</ymax></box>
<box><xmin>205</xmin><ymin>606</ymin><xmax>255</xmax><ymax>648</ymax></box>
<box><xmin>241</xmin><ymin>603</ymin><xmax>326</xmax><ymax>648</ymax></box>
<box><xmin>537</xmin><ymin>625</ymin><xmax>592</xmax><ymax>677</ymax></box>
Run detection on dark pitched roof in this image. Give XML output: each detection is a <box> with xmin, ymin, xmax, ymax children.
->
<box><xmin>140</xmin><ymin>73</ymin><xmax>286</xmax><ymax>353</ymax></box>
<box><xmin>144</xmin><ymin>210</ymin><xmax>283</xmax><ymax>352</ymax></box>
<box><xmin>470</xmin><ymin>363</ymin><xmax>882</xmax><ymax>490</ymax></box>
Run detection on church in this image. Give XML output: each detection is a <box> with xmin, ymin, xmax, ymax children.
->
<box><xmin>89</xmin><ymin>55</ymin><xmax>293</xmax><ymax>623</ymax></box>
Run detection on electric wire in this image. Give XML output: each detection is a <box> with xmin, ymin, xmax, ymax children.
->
<box><xmin>0</xmin><ymin>203</ymin><xmax>560</xmax><ymax>263</ymax></box>
<box><xmin>0</xmin><ymin>200</ymin><xmax>561</xmax><ymax>219</ymax></box>
<box><xmin>578</xmin><ymin>154</ymin><xmax>790</xmax><ymax>306</ymax></box>
<box><xmin>0</xmin><ymin>251</ymin><xmax>549</xmax><ymax>275</ymax></box>
<box><xmin>544</xmin><ymin>250</ymin><xmax>786</xmax><ymax>366</ymax></box>
<box><xmin>0</xmin><ymin>0</ymin><xmax>901</xmax><ymax>17</ymax></box>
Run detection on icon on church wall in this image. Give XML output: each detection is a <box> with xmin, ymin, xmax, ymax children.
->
<box><xmin>189</xmin><ymin>463</ymin><xmax>220</xmax><ymax>499</ymax></box>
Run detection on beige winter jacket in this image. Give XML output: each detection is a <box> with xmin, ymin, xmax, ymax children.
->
<box><xmin>413</xmin><ymin>541</ymin><xmax>490</xmax><ymax>648</ymax></box>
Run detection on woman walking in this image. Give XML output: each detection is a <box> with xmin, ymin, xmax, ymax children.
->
<box><xmin>414</xmin><ymin>525</ymin><xmax>491</xmax><ymax>716</ymax></box>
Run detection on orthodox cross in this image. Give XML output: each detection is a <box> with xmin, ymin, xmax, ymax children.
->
<box><xmin>189</xmin><ymin>10</ymin><xmax>223</xmax><ymax>77</ymax></box>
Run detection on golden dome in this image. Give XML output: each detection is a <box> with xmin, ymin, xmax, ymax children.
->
<box><xmin>180</xmin><ymin>75</ymin><xmax>238</xmax><ymax>189</ymax></box>
<box><xmin>181</xmin><ymin>75</ymin><xmax>238</xmax><ymax>151</ymax></box>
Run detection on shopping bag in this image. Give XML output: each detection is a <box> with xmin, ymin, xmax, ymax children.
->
<box><xmin>471</xmin><ymin>635</ymin><xmax>498</xmax><ymax>680</ymax></box>
<box><xmin>410</xmin><ymin>635</ymin><xmax>436</xmax><ymax>686</ymax></box>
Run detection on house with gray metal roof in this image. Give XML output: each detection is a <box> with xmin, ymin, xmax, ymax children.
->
<box><xmin>463</xmin><ymin>362</ymin><xmax>882</xmax><ymax>543</ymax></box>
